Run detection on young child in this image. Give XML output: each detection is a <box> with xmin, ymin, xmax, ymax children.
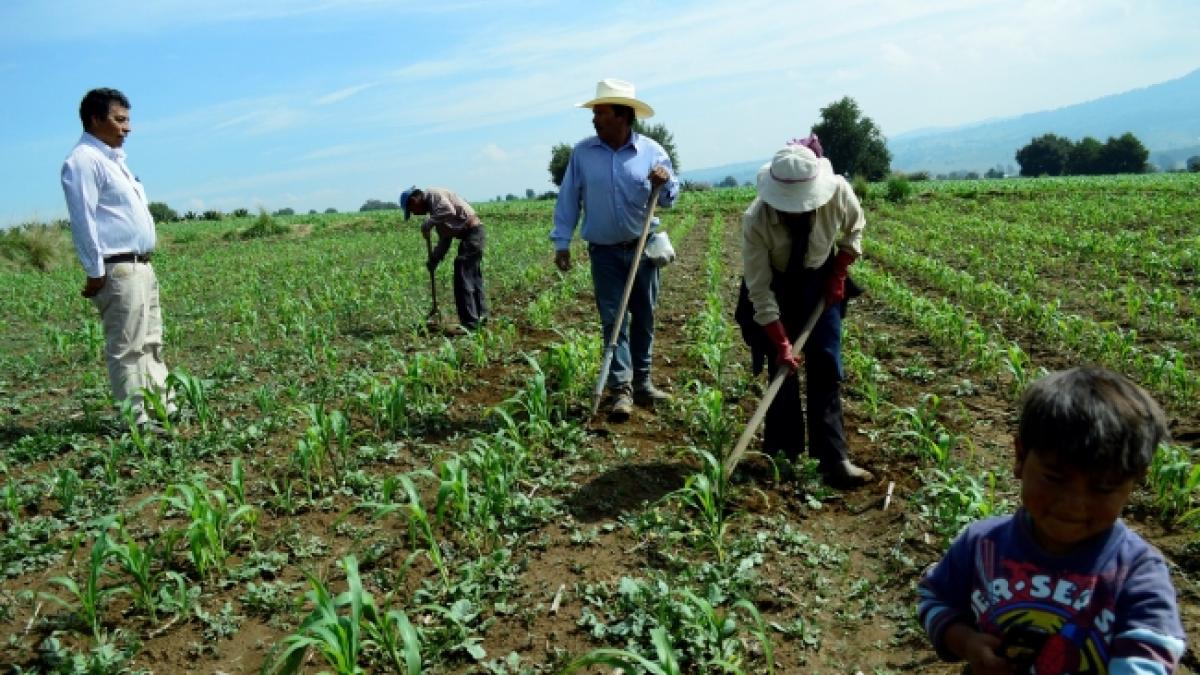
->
<box><xmin>918</xmin><ymin>366</ymin><xmax>1186</xmax><ymax>674</ymax></box>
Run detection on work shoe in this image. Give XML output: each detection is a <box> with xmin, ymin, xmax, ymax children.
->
<box><xmin>609</xmin><ymin>385</ymin><xmax>634</xmax><ymax>421</ymax></box>
<box><xmin>633</xmin><ymin>380</ymin><xmax>671</xmax><ymax>406</ymax></box>
<box><xmin>823</xmin><ymin>459</ymin><xmax>874</xmax><ymax>488</ymax></box>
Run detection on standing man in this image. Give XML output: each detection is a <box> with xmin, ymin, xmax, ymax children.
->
<box><xmin>400</xmin><ymin>186</ymin><xmax>488</xmax><ymax>331</ymax></box>
<box><xmin>551</xmin><ymin>78</ymin><xmax>679</xmax><ymax>422</ymax></box>
<box><xmin>734</xmin><ymin>138</ymin><xmax>873</xmax><ymax>487</ymax></box>
<box><xmin>61</xmin><ymin>88</ymin><xmax>172</xmax><ymax>428</ymax></box>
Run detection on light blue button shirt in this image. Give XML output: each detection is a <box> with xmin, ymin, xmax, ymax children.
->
<box><xmin>61</xmin><ymin>133</ymin><xmax>156</xmax><ymax>278</ymax></box>
<box><xmin>551</xmin><ymin>132</ymin><xmax>679</xmax><ymax>250</ymax></box>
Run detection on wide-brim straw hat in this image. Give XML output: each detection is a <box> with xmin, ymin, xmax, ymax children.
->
<box><xmin>756</xmin><ymin>144</ymin><xmax>839</xmax><ymax>213</ymax></box>
<box><xmin>576</xmin><ymin>78</ymin><xmax>655</xmax><ymax>119</ymax></box>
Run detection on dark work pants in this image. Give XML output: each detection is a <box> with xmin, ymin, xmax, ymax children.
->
<box><xmin>453</xmin><ymin>226</ymin><xmax>488</xmax><ymax>328</ymax></box>
<box><xmin>762</xmin><ymin>298</ymin><xmax>850</xmax><ymax>470</ymax></box>
<box><xmin>756</xmin><ymin>233</ymin><xmax>852</xmax><ymax>470</ymax></box>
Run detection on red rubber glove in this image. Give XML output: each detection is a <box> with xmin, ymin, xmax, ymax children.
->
<box><xmin>825</xmin><ymin>250</ymin><xmax>855</xmax><ymax>306</ymax></box>
<box><xmin>763</xmin><ymin>320</ymin><xmax>801</xmax><ymax>371</ymax></box>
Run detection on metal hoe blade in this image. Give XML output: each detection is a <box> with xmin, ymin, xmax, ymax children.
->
<box><xmin>723</xmin><ymin>298</ymin><xmax>826</xmax><ymax>478</ymax></box>
<box><xmin>588</xmin><ymin>184</ymin><xmax>664</xmax><ymax>419</ymax></box>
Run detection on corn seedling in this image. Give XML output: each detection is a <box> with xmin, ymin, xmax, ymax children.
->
<box><xmin>106</xmin><ymin>526</ymin><xmax>162</xmax><ymax>621</ymax></box>
<box><xmin>562</xmin><ymin>626</ymin><xmax>682</xmax><ymax>675</ymax></box>
<box><xmin>1147</xmin><ymin>443</ymin><xmax>1200</xmax><ymax>526</ymax></box>
<box><xmin>52</xmin><ymin>466</ymin><xmax>82</xmax><ymax>514</ymax></box>
<box><xmin>686</xmin><ymin>382</ymin><xmax>733</xmax><ymax>458</ymax></box>
<box><xmin>669</xmin><ymin>448</ymin><xmax>732</xmax><ymax>560</ymax></box>
<box><xmin>270</xmin><ymin>556</ymin><xmax>370</xmax><ymax>675</ymax></box>
<box><xmin>362</xmin><ymin>604</ymin><xmax>423</xmax><ymax>674</ymax></box>
<box><xmin>397</xmin><ymin>472</ymin><xmax>449</xmax><ymax>588</ymax></box>
<box><xmin>161</xmin><ymin>481</ymin><xmax>258</xmax><ymax>579</ymax></box>
<box><xmin>676</xmin><ymin>590</ymin><xmax>775</xmax><ymax>674</ymax></box>
<box><xmin>40</xmin><ymin>535</ymin><xmax>128</xmax><ymax>640</ymax></box>
<box><xmin>167</xmin><ymin>369</ymin><xmax>213</xmax><ymax>429</ymax></box>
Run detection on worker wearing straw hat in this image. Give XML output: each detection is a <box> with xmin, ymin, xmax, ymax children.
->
<box><xmin>550</xmin><ymin>78</ymin><xmax>679</xmax><ymax>421</ymax></box>
<box><xmin>734</xmin><ymin>136</ymin><xmax>873</xmax><ymax>487</ymax></box>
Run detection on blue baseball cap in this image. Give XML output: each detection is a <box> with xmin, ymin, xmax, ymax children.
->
<box><xmin>399</xmin><ymin>186</ymin><xmax>417</xmax><ymax>220</ymax></box>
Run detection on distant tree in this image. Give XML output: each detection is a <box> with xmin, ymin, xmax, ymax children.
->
<box><xmin>231</xmin><ymin>208</ymin><xmax>250</xmax><ymax>218</ymax></box>
<box><xmin>202</xmin><ymin>209</ymin><xmax>223</xmax><ymax>221</ymax></box>
<box><xmin>148</xmin><ymin>201</ymin><xmax>178</xmax><ymax>222</ymax></box>
<box><xmin>1016</xmin><ymin>133</ymin><xmax>1073</xmax><ymax>176</ymax></box>
<box><xmin>984</xmin><ymin>166</ymin><xmax>1004</xmax><ymax>179</ymax></box>
<box><xmin>811</xmin><ymin>97</ymin><xmax>892</xmax><ymax>180</ymax></box>
<box><xmin>1188</xmin><ymin>156</ymin><xmax>1200</xmax><ymax>172</ymax></box>
<box><xmin>1099</xmin><ymin>132</ymin><xmax>1149</xmax><ymax>174</ymax></box>
<box><xmin>548</xmin><ymin>143</ymin><xmax>572</xmax><ymax>187</ymax></box>
<box><xmin>273</xmin><ymin>208</ymin><xmax>295</xmax><ymax>216</ymax></box>
<box><xmin>505</xmin><ymin>194</ymin><xmax>518</xmax><ymax>201</ymax></box>
<box><xmin>681</xmin><ymin>180</ymin><xmax>712</xmax><ymax>192</ymax></box>
<box><xmin>717</xmin><ymin>175</ymin><xmax>739</xmax><ymax>188</ymax></box>
<box><xmin>633</xmin><ymin>120</ymin><xmax>681</xmax><ymax>172</ymax></box>
<box><xmin>183</xmin><ymin>211</ymin><xmax>197</xmax><ymax>221</ymax></box>
<box><xmin>359</xmin><ymin>199</ymin><xmax>399</xmax><ymax>212</ymax></box>
<box><xmin>538</xmin><ymin>191</ymin><xmax>557</xmax><ymax>200</ymax></box>
<box><xmin>906</xmin><ymin>171</ymin><xmax>930</xmax><ymax>181</ymax></box>
<box><xmin>325</xmin><ymin>207</ymin><xmax>338</xmax><ymax>214</ymax></box>
<box><xmin>1068</xmin><ymin>136</ymin><xmax>1104</xmax><ymax>175</ymax></box>
<box><xmin>525</xmin><ymin>188</ymin><xmax>535</xmax><ymax>199</ymax></box>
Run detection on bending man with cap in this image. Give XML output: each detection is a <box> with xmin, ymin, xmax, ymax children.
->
<box><xmin>401</xmin><ymin>186</ymin><xmax>488</xmax><ymax>331</ymax></box>
<box><xmin>551</xmin><ymin>78</ymin><xmax>679</xmax><ymax>422</ymax></box>
<box><xmin>734</xmin><ymin>136</ymin><xmax>873</xmax><ymax>487</ymax></box>
<box><xmin>61</xmin><ymin>87</ymin><xmax>173</xmax><ymax>429</ymax></box>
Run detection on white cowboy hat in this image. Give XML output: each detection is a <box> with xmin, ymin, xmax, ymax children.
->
<box><xmin>576</xmin><ymin>78</ymin><xmax>655</xmax><ymax>119</ymax></box>
<box><xmin>756</xmin><ymin>144</ymin><xmax>839</xmax><ymax>213</ymax></box>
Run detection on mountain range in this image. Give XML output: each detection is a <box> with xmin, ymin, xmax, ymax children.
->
<box><xmin>683</xmin><ymin>67</ymin><xmax>1200</xmax><ymax>184</ymax></box>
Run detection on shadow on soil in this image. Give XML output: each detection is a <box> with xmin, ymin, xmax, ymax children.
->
<box><xmin>565</xmin><ymin>461</ymin><xmax>690</xmax><ymax>522</ymax></box>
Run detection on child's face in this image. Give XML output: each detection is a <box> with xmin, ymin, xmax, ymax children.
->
<box><xmin>1014</xmin><ymin>441</ymin><xmax>1137</xmax><ymax>555</ymax></box>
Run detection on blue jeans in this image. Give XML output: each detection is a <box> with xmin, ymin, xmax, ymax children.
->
<box><xmin>589</xmin><ymin>242</ymin><xmax>660</xmax><ymax>388</ymax></box>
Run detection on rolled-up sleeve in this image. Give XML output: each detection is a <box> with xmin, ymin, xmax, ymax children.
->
<box><xmin>61</xmin><ymin>155</ymin><xmax>105</xmax><ymax>278</ymax></box>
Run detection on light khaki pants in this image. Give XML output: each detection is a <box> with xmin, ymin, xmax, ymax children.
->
<box><xmin>90</xmin><ymin>261</ymin><xmax>169</xmax><ymax>421</ymax></box>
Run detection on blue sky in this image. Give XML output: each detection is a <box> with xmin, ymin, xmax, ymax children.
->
<box><xmin>2</xmin><ymin>0</ymin><xmax>1198</xmax><ymax>225</ymax></box>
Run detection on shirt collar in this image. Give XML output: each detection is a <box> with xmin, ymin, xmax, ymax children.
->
<box><xmin>587</xmin><ymin>130</ymin><xmax>640</xmax><ymax>153</ymax></box>
<box><xmin>80</xmin><ymin>132</ymin><xmax>126</xmax><ymax>162</ymax></box>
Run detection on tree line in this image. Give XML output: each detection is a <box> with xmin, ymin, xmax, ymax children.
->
<box><xmin>151</xmin><ymin>103</ymin><xmax>1195</xmax><ymax>225</ymax></box>
<box><xmin>1015</xmin><ymin>132</ymin><xmax>1152</xmax><ymax>177</ymax></box>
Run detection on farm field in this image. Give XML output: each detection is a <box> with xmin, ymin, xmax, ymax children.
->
<box><xmin>1</xmin><ymin>173</ymin><xmax>1198</xmax><ymax>673</ymax></box>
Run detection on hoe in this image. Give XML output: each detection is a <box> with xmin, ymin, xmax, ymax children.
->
<box><xmin>589</xmin><ymin>184</ymin><xmax>663</xmax><ymax>420</ymax></box>
<box><xmin>423</xmin><ymin>234</ymin><xmax>442</xmax><ymax>332</ymax></box>
<box><xmin>723</xmin><ymin>299</ymin><xmax>825</xmax><ymax>478</ymax></box>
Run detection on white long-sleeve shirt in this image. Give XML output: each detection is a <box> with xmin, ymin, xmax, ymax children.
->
<box><xmin>61</xmin><ymin>132</ymin><xmax>156</xmax><ymax>278</ymax></box>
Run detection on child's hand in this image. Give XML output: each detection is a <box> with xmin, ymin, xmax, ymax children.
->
<box><xmin>945</xmin><ymin>624</ymin><xmax>1014</xmax><ymax>675</ymax></box>
<box><xmin>962</xmin><ymin>632</ymin><xmax>1013</xmax><ymax>675</ymax></box>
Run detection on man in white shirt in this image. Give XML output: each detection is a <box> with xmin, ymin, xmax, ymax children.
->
<box><xmin>61</xmin><ymin>88</ymin><xmax>171</xmax><ymax>427</ymax></box>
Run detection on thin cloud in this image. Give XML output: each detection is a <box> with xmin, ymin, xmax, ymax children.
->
<box><xmin>316</xmin><ymin>82</ymin><xmax>376</xmax><ymax>105</ymax></box>
<box><xmin>214</xmin><ymin>108</ymin><xmax>306</xmax><ymax>135</ymax></box>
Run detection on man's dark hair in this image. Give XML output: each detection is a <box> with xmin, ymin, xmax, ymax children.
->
<box><xmin>79</xmin><ymin>88</ymin><xmax>130</xmax><ymax>129</ymax></box>
<box><xmin>611</xmin><ymin>104</ymin><xmax>635</xmax><ymax>126</ymax></box>
<box><xmin>1018</xmin><ymin>366</ymin><xmax>1168</xmax><ymax>476</ymax></box>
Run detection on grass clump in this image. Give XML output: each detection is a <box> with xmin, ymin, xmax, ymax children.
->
<box><xmin>237</xmin><ymin>208</ymin><xmax>290</xmax><ymax>240</ymax></box>
<box><xmin>0</xmin><ymin>221</ymin><xmax>73</xmax><ymax>272</ymax></box>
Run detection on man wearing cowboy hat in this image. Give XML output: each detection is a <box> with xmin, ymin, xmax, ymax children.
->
<box><xmin>734</xmin><ymin>136</ymin><xmax>874</xmax><ymax>487</ymax></box>
<box><xmin>550</xmin><ymin>78</ymin><xmax>679</xmax><ymax>421</ymax></box>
